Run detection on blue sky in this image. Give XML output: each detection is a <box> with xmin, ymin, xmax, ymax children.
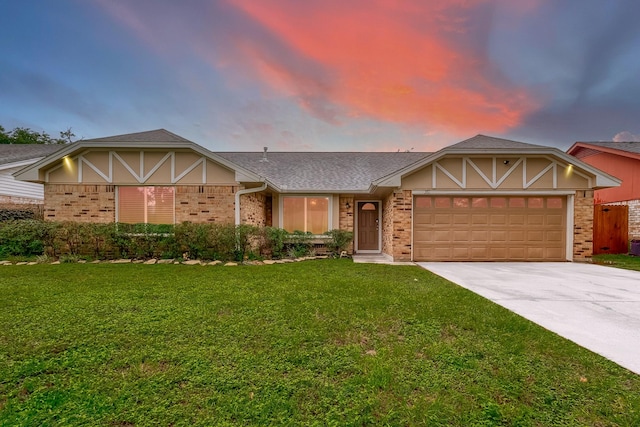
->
<box><xmin>1</xmin><ymin>0</ymin><xmax>639</xmax><ymax>151</ymax></box>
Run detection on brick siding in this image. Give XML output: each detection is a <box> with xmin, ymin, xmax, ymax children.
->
<box><xmin>573</xmin><ymin>190</ymin><xmax>594</xmax><ymax>259</ymax></box>
<box><xmin>175</xmin><ymin>185</ymin><xmax>236</xmax><ymax>224</ymax></box>
<box><xmin>240</xmin><ymin>192</ymin><xmax>268</xmax><ymax>226</ymax></box>
<box><xmin>44</xmin><ymin>184</ymin><xmax>116</xmax><ymax>222</ymax></box>
<box><xmin>339</xmin><ymin>196</ymin><xmax>354</xmax><ymax>253</ymax></box>
<box><xmin>604</xmin><ymin>199</ymin><xmax>640</xmax><ymax>240</ymax></box>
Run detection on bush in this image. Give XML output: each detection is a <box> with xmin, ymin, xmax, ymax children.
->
<box><xmin>263</xmin><ymin>227</ymin><xmax>289</xmax><ymax>259</ymax></box>
<box><xmin>324</xmin><ymin>229</ymin><xmax>354</xmax><ymax>256</ymax></box>
<box><xmin>286</xmin><ymin>231</ymin><xmax>314</xmax><ymax>258</ymax></box>
<box><xmin>0</xmin><ymin>221</ymin><xmax>350</xmax><ymax>262</ymax></box>
<box><xmin>0</xmin><ymin>220</ymin><xmax>45</xmax><ymax>257</ymax></box>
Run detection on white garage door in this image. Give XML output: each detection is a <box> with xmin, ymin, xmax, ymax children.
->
<box><xmin>413</xmin><ymin>196</ymin><xmax>566</xmax><ymax>261</ymax></box>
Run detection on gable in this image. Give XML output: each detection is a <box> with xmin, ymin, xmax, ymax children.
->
<box><xmin>401</xmin><ymin>154</ymin><xmax>592</xmax><ymax>191</ymax></box>
<box><xmin>44</xmin><ymin>149</ymin><xmax>237</xmax><ymax>185</ymax></box>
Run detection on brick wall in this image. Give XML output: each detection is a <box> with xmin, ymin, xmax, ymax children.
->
<box><xmin>392</xmin><ymin>190</ymin><xmax>413</xmax><ymax>261</ymax></box>
<box><xmin>0</xmin><ymin>196</ymin><xmax>44</xmax><ymax>219</ymax></box>
<box><xmin>0</xmin><ymin>195</ymin><xmax>42</xmax><ymax>205</ymax></box>
<box><xmin>240</xmin><ymin>192</ymin><xmax>268</xmax><ymax>226</ymax></box>
<box><xmin>44</xmin><ymin>184</ymin><xmax>116</xmax><ymax>222</ymax></box>
<box><xmin>339</xmin><ymin>197</ymin><xmax>354</xmax><ymax>231</ymax></box>
<box><xmin>605</xmin><ymin>199</ymin><xmax>640</xmax><ymax>240</ymax></box>
<box><xmin>381</xmin><ymin>193</ymin><xmax>393</xmax><ymax>257</ymax></box>
<box><xmin>175</xmin><ymin>185</ymin><xmax>236</xmax><ymax>224</ymax></box>
<box><xmin>573</xmin><ymin>190</ymin><xmax>594</xmax><ymax>259</ymax></box>
<box><xmin>338</xmin><ymin>196</ymin><xmax>354</xmax><ymax>253</ymax></box>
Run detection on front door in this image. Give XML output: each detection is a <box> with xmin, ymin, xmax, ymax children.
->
<box><xmin>357</xmin><ymin>202</ymin><xmax>380</xmax><ymax>251</ymax></box>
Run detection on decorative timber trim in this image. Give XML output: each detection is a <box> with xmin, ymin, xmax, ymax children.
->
<box><xmin>430</xmin><ymin>156</ymin><xmax>592</xmax><ymax>189</ymax></box>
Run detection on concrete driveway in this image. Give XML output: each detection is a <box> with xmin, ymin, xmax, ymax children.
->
<box><xmin>417</xmin><ymin>262</ymin><xmax>640</xmax><ymax>375</ymax></box>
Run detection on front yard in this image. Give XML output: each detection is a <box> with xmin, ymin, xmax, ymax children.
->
<box><xmin>1</xmin><ymin>260</ymin><xmax>638</xmax><ymax>426</ymax></box>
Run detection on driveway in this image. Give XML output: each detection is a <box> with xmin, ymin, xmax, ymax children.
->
<box><xmin>417</xmin><ymin>262</ymin><xmax>640</xmax><ymax>375</ymax></box>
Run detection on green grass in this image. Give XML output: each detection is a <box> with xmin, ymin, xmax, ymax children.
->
<box><xmin>592</xmin><ymin>254</ymin><xmax>640</xmax><ymax>271</ymax></box>
<box><xmin>1</xmin><ymin>261</ymin><xmax>638</xmax><ymax>426</ymax></box>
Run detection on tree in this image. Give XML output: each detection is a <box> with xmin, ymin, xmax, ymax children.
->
<box><xmin>0</xmin><ymin>125</ymin><xmax>75</xmax><ymax>144</ymax></box>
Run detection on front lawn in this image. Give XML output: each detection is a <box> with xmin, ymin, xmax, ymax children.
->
<box><xmin>1</xmin><ymin>261</ymin><xmax>638</xmax><ymax>426</ymax></box>
<box><xmin>593</xmin><ymin>253</ymin><xmax>640</xmax><ymax>272</ymax></box>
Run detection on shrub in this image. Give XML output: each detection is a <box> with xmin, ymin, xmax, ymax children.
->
<box><xmin>324</xmin><ymin>229</ymin><xmax>354</xmax><ymax>256</ymax></box>
<box><xmin>0</xmin><ymin>220</ymin><xmax>45</xmax><ymax>257</ymax></box>
<box><xmin>286</xmin><ymin>231</ymin><xmax>314</xmax><ymax>258</ymax></box>
<box><xmin>263</xmin><ymin>227</ymin><xmax>289</xmax><ymax>259</ymax></box>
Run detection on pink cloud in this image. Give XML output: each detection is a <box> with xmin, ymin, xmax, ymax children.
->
<box><xmin>613</xmin><ymin>131</ymin><xmax>640</xmax><ymax>142</ymax></box>
<box><xmin>227</xmin><ymin>0</ymin><xmax>541</xmax><ymax>134</ymax></box>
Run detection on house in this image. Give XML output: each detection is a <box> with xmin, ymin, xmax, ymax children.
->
<box><xmin>14</xmin><ymin>129</ymin><xmax>619</xmax><ymax>262</ymax></box>
<box><xmin>568</xmin><ymin>141</ymin><xmax>640</xmax><ymax>241</ymax></box>
<box><xmin>0</xmin><ymin>144</ymin><xmax>63</xmax><ymax>212</ymax></box>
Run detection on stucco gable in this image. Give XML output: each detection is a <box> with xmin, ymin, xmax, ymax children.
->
<box><xmin>13</xmin><ymin>130</ymin><xmax>264</xmax><ymax>185</ymax></box>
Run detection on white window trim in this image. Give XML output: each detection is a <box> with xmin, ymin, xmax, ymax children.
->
<box><xmin>278</xmin><ymin>194</ymin><xmax>333</xmax><ymax>235</ymax></box>
<box><xmin>116</xmin><ymin>185</ymin><xmax>176</xmax><ymax>224</ymax></box>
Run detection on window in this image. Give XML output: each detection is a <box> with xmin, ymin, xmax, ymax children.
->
<box><xmin>118</xmin><ymin>186</ymin><xmax>175</xmax><ymax>224</ymax></box>
<box><xmin>282</xmin><ymin>196</ymin><xmax>330</xmax><ymax>234</ymax></box>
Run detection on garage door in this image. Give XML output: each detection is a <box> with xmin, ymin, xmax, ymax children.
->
<box><xmin>413</xmin><ymin>196</ymin><xmax>566</xmax><ymax>261</ymax></box>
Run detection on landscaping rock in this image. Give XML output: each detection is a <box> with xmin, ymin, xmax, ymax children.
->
<box><xmin>90</xmin><ymin>260</ymin><xmax>101</xmax><ymax>264</ymax></box>
<box><xmin>157</xmin><ymin>259</ymin><xmax>174</xmax><ymax>264</ymax></box>
<box><xmin>133</xmin><ymin>260</ymin><xmax>144</xmax><ymax>264</ymax></box>
<box><xmin>262</xmin><ymin>260</ymin><xmax>276</xmax><ymax>265</ymax></box>
<box><xmin>78</xmin><ymin>260</ymin><xmax>87</xmax><ymax>264</ymax></box>
<box><xmin>183</xmin><ymin>260</ymin><xmax>201</xmax><ymax>265</ymax></box>
<box><xmin>112</xmin><ymin>259</ymin><xmax>132</xmax><ymax>264</ymax></box>
<box><xmin>51</xmin><ymin>261</ymin><xmax>60</xmax><ymax>265</ymax></box>
<box><xmin>144</xmin><ymin>259</ymin><xmax>157</xmax><ymax>265</ymax></box>
<box><xmin>224</xmin><ymin>262</ymin><xmax>238</xmax><ymax>266</ymax></box>
<box><xmin>27</xmin><ymin>262</ymin><xmax>38</xmax><ymax>266</ymax></box>
<box><xmin>206</xmin><ymin>260</ymin><xmax>222</xmax><ymax>266</ymax></box>
<box><xmin>0</xmin><ymin>260</ymin><xmax>12</xmax><ymax>265</ymax></box>
<box><xmin>16</xmin><ymin>262</ymin><xmax>28</xmax><ymax>265</ymax></box>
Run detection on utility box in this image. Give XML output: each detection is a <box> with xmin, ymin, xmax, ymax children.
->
<box><xmin>631</xmin><ymin>240</ymin><xmax>640</xmax><ymax>256</ymax></box>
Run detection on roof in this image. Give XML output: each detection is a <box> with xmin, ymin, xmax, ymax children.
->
<box><xmin>0</xmin><ymin>144</ymin><xmax>64</xmax><ymax>166</ymax></box>
<box><xmin>568</xmin><ymin>141</ymin><xmax>640</xmax><ymax>162</ymax></box>
<box><xmin>448</xmin><ymin>134</ymin><xmax>547</xmax><ymax>150</ymax></box>
<box><xmin>218</xmin><ymin>152</ymin><xmax>430</xmax><ymax>191</ymax></box>
<box><xmin>374</xmin><ymin>134</ymin><xmax>621</xmax><ymax>189</ymax></box>
<box><xmin>12</xmin><ymin>129</ymin><xmax>265</xmax><ymax>184</ymax></box>
<box><xmin>576</xmin><ymin>141</ymin><xmax>640</xmax><ymax>155</ymax></box>
<box><xmin>12</xmin><ymin>130</ymin><xmax>621</xmax><ymax>191</ymax></box>
<box><xmin>83</xmin><ymin>129</ymin><xmax>191</xmax><ymax>143</ymax></box>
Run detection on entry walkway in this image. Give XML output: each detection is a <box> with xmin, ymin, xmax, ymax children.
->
<box><xmin>352</xmin><ymin>254</ymin><xmax>415</xmax><ymax>265</ymax></box>
<box><xmin>418</xmin><ymin>262</ymin><xmax>640</xmax><ymax>375</ymax></box>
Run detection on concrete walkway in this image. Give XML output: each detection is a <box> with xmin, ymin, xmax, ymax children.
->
<box><xmin>418</xmin><ymin>262</ymin><xmax>640</xmax><ymax>375</ymax></box>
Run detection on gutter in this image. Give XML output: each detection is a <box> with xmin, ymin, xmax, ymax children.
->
<box><xmin>234</xmin><ymin>181</ymin><xmax>268</xmax><ymax>225</ymax></box>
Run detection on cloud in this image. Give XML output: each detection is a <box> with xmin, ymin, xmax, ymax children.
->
<box><xmin>226</xmin><ymin>0</ymin><xmax>540</xmax><ymax>134</ymax></box>
<box><xmin>613</xmin><ymin>131</ymin><xmax>640</xmax><ymax>142</ymax></box>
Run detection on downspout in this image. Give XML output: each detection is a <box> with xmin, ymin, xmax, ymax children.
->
<box><xmin>235</xmin><ymin>181</ymin><xmax>268</xmax><ymax>226</ymax></box>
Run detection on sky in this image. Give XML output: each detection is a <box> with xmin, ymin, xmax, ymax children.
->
<box><xmin>1</xmin><ymin>0</ymin><xmax>640</xmax><ymax>152</ymax></box>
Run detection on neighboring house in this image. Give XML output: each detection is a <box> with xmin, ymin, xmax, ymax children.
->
<box><xmin>568</xmin><ymin>141</ymin><xmax>640</xmax><ymax>240</ymax></box>
<box><xmin>0</xmin><ymin>144</ymin><xmax>63</xmax><ymax>210</ymax></box>
<box><xmin>14</xmin><ymin>129</ymin><xmax>619</xmax><ymax>262</ymax></box>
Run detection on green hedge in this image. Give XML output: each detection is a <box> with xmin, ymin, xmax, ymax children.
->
<box><xmin>0</xmin><ymin>221</ymin><xmax>351</xmax><ymax>261</ymax></box>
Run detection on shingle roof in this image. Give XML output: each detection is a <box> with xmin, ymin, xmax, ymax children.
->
<box><xmin>218</xmin><ymin>152</ymin><xmax>430</xmax><ymax>191</ymax></box>
<box><xmin>448</xmin><ymin>134</ymin><xmax>547</xmax><ymax>150</ymax></box>
<box><xmin>577</xmin><ymin>141</ymin><xmax>640</xmax><ymax>155</ymax></box>
<box><xmin>0</xmin><ymin>144</ymin><xmax>64</xmax><ymax>166</ymax></box>
<box><xmin>83</xmin><ymin>129</ymin><xmax>192</xmax><ymax>143</ymax></box>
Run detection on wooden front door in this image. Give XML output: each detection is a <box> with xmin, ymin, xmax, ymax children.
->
<box><xmin>358</xmin><ymin>202</ymin><xmax>379</xmax><ymax>251</ymax></box>
<box><xmin>593</xmin><ymin>204</ymin><xmax>628</xmax><ymax>254</ymax></box>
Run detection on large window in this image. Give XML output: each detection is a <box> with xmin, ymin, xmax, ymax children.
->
<box><xmin>118</xmin><ymin>186</ymin><xmax>175</xmax><ymax>224</ymax></box>
<box><xmin>282</xmin><ymin>196</ymin><xmax>330</xmax><ymax>234</ymax></box>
